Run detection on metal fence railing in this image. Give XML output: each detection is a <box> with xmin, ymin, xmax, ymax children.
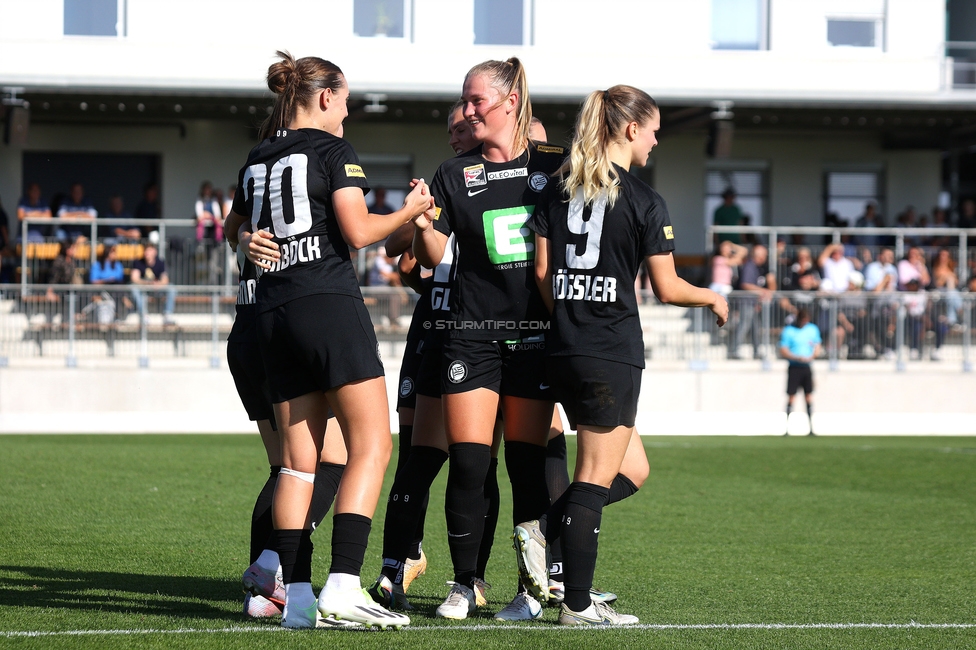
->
<box><xmin>0</xmin><ymin>285</ymin><xmax>970</xmax><ymax>373</ymax></box>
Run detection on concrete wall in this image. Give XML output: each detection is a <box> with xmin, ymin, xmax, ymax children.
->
<box><xmin>0</xmin><ymin>358</ymin><xmax>972</xmax><ymax>435</ymax></box>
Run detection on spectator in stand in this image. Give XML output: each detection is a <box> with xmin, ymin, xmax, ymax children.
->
<box><xmin>897</xmin><ymin>246</ymin><xmax>930</xmax><ymax>291</ymax></box>
<box><xmin>853</xmin><ymin>201</ymin><xmax>883</xmax><ymax>247</ymax></box>
<box><xmin>817</xmin><ymin>243</ymin><xmax>855</xmax><ymax>293</ymax></box>
<box><xmin>369</xmin><ymin>187</ymin><xmax>396</xmax><ymax>215</ymax></box>
<box><xmin>931</xmin><ymin>248</ymin><xmax>963</xmax><ymax>330</ymax></box>
<box><xmin>730</xmin><ymin>243</ymin><xmax>774</xmax><ymax>359</ymax></box>
<box><xmin>959</xmin><ymin>198</ymin><xmax>976</xmax><ymax>229</ymax></box>
<box><xmin>902</xmin><ymin>278</ymin><xmax>930</xmax><ymax>360</ymax></box>
<box><xmin>195</xmin><ymin>181</ymin><xmax>223</xmax><ymax>242</ymax></box>
<box><xmin>90</xmin><ymin>244</ymin><xmax>125</xmax><ymax>285</ymax></box>
<box><xmin>894</xmin><ymin>206</ymin><xmax>922</xmax><ymax>247</ymax></box>
<box><xmin>17</xmin><ymin>182</ymin><xmax>52</xmax><ymax>242</ymax></box>
<box><xmin>368</xmin><ymin>245</ymin><xmax>401</xmax><ymax>287</ymax></box>
<box><xmin>102</xmin><ymin>195</ymin><xmax>140</xmax><ymax>242</ymax></box>
<box><xmin>130</xmin><ymin>243</ymin><xmax>176</xmax><ymax>325</ymax></box>
<box><xmin>57</xmin><ymin>182</ymin><xmax>97</xmax><ymax>241</ymax></box>
<box><xmin>926</xmin><ymin>207</ymin><xmax>952</xmax><ymax>248</ymax></box>
<box><xmin>134</xmin><ymin>182</ymin><xmax>160</xmax><ymax>237</ymax></box>
<box><xmin>863</xmin><ymin>247</ymin><xmax>899</xmax><ymax>359</ymax></box>
<box><xmin>708</xmin><ymin>240</ymin><xmax>748</xmax><ymax>296</ymax></box>
<box><xmin>712</xmin><ymin>188</ymin><xmax>742</xmax><ymax>245</ymax></box>
<box><xmin>778</xmin><ymin>246</ymin><xmax>820</xmax><ymax>318</ymax></box>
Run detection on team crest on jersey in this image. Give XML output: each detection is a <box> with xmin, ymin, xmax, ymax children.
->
<box><xmin>447</xmin><ymin>360</ymin><xmax>467</xmax><ymax>383</ymax></box>
<box><xmin>345</xmin><ymin>164</ymin><xmax>366</xmax><ymax>178</ymax></box>
<box><xmin>464</xmin><ymin>164</ymin><xmax>487</xmax><ymax>187</ymax></box>
<box><xmin>664</xmin><ymin>225</ymin><xmax>674</xmax><ymax>240</ymax></box>
<box><xmin>528</xmin><ymin>171</ymin><xmax>549</xmax><ymax>192</ymax></box>
<box><xmin>376</xmin><ymin>343</ymin><xmax>383</xmax><ymax>363</ymax></box>
<box><xmin>536</xmin><ymin>145</ymin><xmax>564</xmax><ymax>154</ymax></box>
<box><xmin>487</xmin><ymin>168</ymin><xmax>528</xmax><ymax>182</ymax></box>
<box><xmin>399</xmin><ymin>377</ymin><xmax>414</xmax><ymax>398</ymax></box>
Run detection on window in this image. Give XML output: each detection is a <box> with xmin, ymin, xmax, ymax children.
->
<box><xmin>824</xmin><ymin>170</ymin><xmax>883</xmax><ymax>224</ymax></box>
<box><xmin>353</xmin><ymin>0</ymin><xmax>408</xmax><ymax>39</ymax></box>
<box><xmin>705</xmin><ymin>167</ymin><xmax>767</xmax><ymax>232</ymax></box>
<box><xmin>474</xmin><ymin>0</ymin><xmax>532</xmax><ymax>46</ymax></box>
<box><xmin>711</xmin><ymin>0</ymin><xmax>767</xmax><ymax>50</ymax></box>
<box><xmin>64</xmin><ymin>0</ymin><xmax>124</xmax><ymax>37</ymax></box>
<box><xmin>827</xmin><ymin>19</ymin><xmax>879</xmax><ymax>47</ymax></box>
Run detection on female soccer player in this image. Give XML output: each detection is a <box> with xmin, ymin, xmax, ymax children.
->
<box><xmin>523</xmin><ymin>85</ymin><xmax>728</xmax><ymax>625</ymax></box>
<box><xmin>412</xmin><ymin>58</ymin><xmax>565</xmax><ymax>620</ymax></box>
<box><xmin>233</xmin><ymin>51</ymin><xmax>432</xmax><ymax>629</ymax></box>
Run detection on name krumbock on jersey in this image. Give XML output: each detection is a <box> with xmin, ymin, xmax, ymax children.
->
<box><xmin>430</xmin><ymin>142</ymin><xmax>566</xmax><ymax>341</ymax></box>
<box><xmin>527</xmin><ymin>165</ymin><xmax>676</xmax><ymax>368</ymax></box>
<box><xmin>231</xmin><ymin>128</ymin><xmax>370</xmax><ymax>311</ymax></box>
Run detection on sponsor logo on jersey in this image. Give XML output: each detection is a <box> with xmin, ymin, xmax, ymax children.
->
<box><xmin>553</xmin><ymin>269</ymin><xmax>618</xmax><ymax>303</ymax></box>
<box><xmin>467</xmin><ymin>188</ymin><xmax>488</xmax><ymax>197</ymax></box>
<box><xmin>528</xmin><ymin>171</ymin><xmax>549</xmax><ymax>192</ymax></box>
<box><xmin>664</xmin><ymin>225</ymin><xmax>674</xmax><ymax>239</ymax></box>
<box><xmin>448</xmin><ymin>360</ymin><xmax>467</xmax><ymax>383</ymax></box>
<box><xmin>536</xmin><ymin>145</ymin><xmax>565</xmax><ymax>154</ymax></box>
<box><xmin>464</xmin><ymin>164</ymin><xmax>487</xmax><ymax>187</ymax></box>
<box><xmin>483</xmin><ymin>206</ymin><xmax>535</xmax><ymax>265</ymax></box>
<box><xmin>487</xmin><ymin>168</ymin><xmax>528</xmax><ymax>182</ymax></box>
<box><xmin>433</xmin><ymin>207</ymin><xmax>442</xmax><ymax>220</ymax></box>
<box><xmin>265</xmin><ymin>235</ymin><xmax>322</xmax><ymax>273</ymax></box>
<box><xmin>399</xmin><ymin>377</ymin><xmax>414</xmax><ymax>398</ymax></box>
<box><xmin>344</xmin><ymin>164</ymin><xmax>366</xmax><ymax>178</ymax></box>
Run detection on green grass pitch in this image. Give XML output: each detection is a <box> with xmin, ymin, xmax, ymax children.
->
<box><xmin>1</xmin><ymin>434</ymin><xmax>975</xmax><ymax>649</ymax></box>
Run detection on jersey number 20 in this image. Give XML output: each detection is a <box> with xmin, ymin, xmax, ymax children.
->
<box><xmin>243</xmin><ymin>154</ymin><xmax>313</xmax><ymax>238</ymax></box>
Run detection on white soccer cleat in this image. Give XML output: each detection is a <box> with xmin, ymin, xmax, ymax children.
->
<box><xmin>435</xmin><ymin>581</ymin><xmax>477</xmax><ymax>620</ymax></box>
<box><xmin>242</xmin><ymin>562</ymin><xmax>285</xmax><ymax>607</ymax></box>
<box><xmin>244</xmin><ymin>593</ymin><xmax>281</xmax><ymax>618</ymax></box>
<box><xmin>513</xmin><ymin>520</ymin><xmax>549</xmax><ymax>602</ymax></box>
<box><xmin>493</xmin><ymin>592</ymin><xmax>543</xmax><ymax>621</ymax></box>
<box><xmin>317</xmin><ymin>584</ymin><xmax>410</xmax><ymax>629</ymax></box>
<box><xmin>471</xmin><ymin>577</ymin><xmax>491</xmax><ymax>608</ymax></box>
<box><xmin>281</xmin><ymin>599</ymin><xmax>318</xmax><ymax>629</ymax></box>
<box><xmin>558</xmin><ymin>600</ymin><xmax>639</xmax><ymax>626</ymax></box>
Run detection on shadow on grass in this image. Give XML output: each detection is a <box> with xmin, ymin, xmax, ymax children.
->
<box><xmin>0</xmin><ymin>565</ymin><xmax>243</xmax><ymax>621</ymax></box>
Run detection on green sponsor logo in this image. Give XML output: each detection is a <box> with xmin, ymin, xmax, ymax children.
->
<box><xmin>482</xmin><ymin>206</ymin><xmax>535</xmax><ymax>264</ymax></box>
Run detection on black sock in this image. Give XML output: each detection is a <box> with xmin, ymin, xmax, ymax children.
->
<box><xmin>561</xmin><ymin>482</ymin><xmax>610</xmax><ymax>612</ymax></box>
<box><xmin>545</xmin><ymin>434</ymin><xmax>570</xmax><ymax>582</ymax></box>
<box><xmin>274</xmin><ymin>528</ymin><xmax>313</xmax><ymax>584</ymax></box>
<box><xmin>309</xmin><ymin>462</ymin><xmax>344</xmax><ymax>532</ymax></box>
<box><xmin>476</xmin><ymin>457</ymin><xmax>500</xmax><ymax>579</ymax></box>
<box><xmin>807</xmin><ymin>402</ymin><xmax>814</xmax><ymax>432</ymax></box>
<box><xmin>606</xmin><ymin>473</ymin><xmax>639</xmax><ymax>506</ymax></box>
<box><xmin>380</xmin><ymin>445</ymin><xmax>447</xmax><ymax>581</ymax></box>
<box><xmin>329</xmin><ymin>513</ymin><xmax>372</xmax><ymax>576</ymax></box>
<box><xmin>407</xmin><ymin>491</ymin><xmax>428</xmax><ymax>561</ymax></box>
<box><xmin>250</xmin><ymin>466</ymin><xmax>280</xmax><ymax>564</ymax></box>
<box><xmin>786</xmin><ymin>402</ymin><xmax>793</xmax><ymax>416</ymax></box>
<box><xmin>445</xmin><ymin>442</ymin><xmax>491</xmax><ymax>586</ymax></box>
<box><xmin>395</xmin><ymin>425</ymin><xmax>413</xmax><ymax>477</ymax></box>
<box><xmin>505</xmin><ymin>441</ymin><xmax>550</xmax><ymax>526</ymax></box>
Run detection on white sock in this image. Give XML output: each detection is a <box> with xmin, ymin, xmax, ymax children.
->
<box><xmin>324</xmin><ymin>572</ymin><xmax>362</xmax><ymax>593</ymax></box>
<box><xmin>283</xmin><ymin>582</ymin><xmax>315</xmax><ymax>612</ymax></box>
<box><xmin>255</xmin><ymin>549</ymin><xmax>280</xmax><ymax>574</ymax></box>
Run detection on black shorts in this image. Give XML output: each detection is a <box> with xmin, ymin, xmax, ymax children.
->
<box><xmin>258</xmin><ymin>293</ymin><xmax>384</xmax><ymax>403</ymax></box>
<box><xmin>546</xmin><ymin>355</ymin><xmax>641</xmax><ymax>430</ymax></box>
<box><xmin>441</xmin><ymin>337</ymin><xmax>552</xmax><ymax>400</ymax></box>
<box><xmin>227</xmin><ymin>340</ymin><xmax>276</xmax><ymax>427</ymax></box>
<box><xmin>415</xmin><ymin>343</ymin><xmax>444</xmax><ymax>399</ymax></box>
<box><xmin>787</xmin><ymin>364</ymin><xmax>814</xmax><ymax>396</ymax></box>
<box><xmin>396</xmin><ymin>337</ymin><xmax>425</xmax><ymax>411</ymax></box>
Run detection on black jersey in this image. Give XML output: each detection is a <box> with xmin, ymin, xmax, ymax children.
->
<box><xmin>231</xmin><ymin>128</ymin><xmax>370</xmax><ymax>312</ymax></box>
<box><xmin>430</xmin><ymin>142</ymin><xmax>565</xmax><ymax>341</ymax></box>
<box><xmin>527</xmin><ymin>165</ymin><xmax>675</xmax><ymax>367</ymax></box>
<box><xmin>228</xmin><ymin>248</ymin><xmax>260</xmax><ymax>344</ymax></box>
<box><xmin>404</xmin><ymin>234</ymin><xmax>458</xmax><ymax>351</ymax></box>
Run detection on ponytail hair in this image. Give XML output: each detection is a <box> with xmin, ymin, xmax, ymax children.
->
<box><xmin>465</xmin><ymin>57</ymin><xmax>531</xmax><ymax>153</ymax></box>
<box><xmin>562</xmin><ymin>85</ymin><xmax>658</xmax><ymax>207</ymax></box>
<box><xmin>261</xmin><ymin>50</ymin><xmax>345</xmax><ymax>140</ymax></box>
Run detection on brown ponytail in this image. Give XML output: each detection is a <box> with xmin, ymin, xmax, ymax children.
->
<box><xmin>261</xmin><ymin>50</ymin><xmax>345</xmax><ymax>140</ymax></box>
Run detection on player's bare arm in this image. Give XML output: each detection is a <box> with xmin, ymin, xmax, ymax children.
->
<box><xmin>333</xmin><ymin>180</ymin><xmax>431</xmax><ymax>250</ymax></box>
<box><xmin>647</xmin><ymin>252</ymin><xmax>729</xmax><ymax>326</ymax></box>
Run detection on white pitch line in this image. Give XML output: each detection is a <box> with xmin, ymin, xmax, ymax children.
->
<box><xmin>3</xmin><ymin>622</ymin><xmax>976</xmax><ymax>637</ymax></box>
